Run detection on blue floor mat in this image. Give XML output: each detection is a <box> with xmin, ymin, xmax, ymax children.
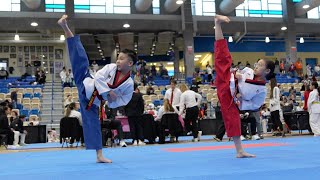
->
<box><xmin>1</xmin><ymin>136</ymin><xmax>320</xmax><ymax>179</ymax></box>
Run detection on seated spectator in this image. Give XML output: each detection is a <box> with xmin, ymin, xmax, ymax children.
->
<box><xmin>134</xmin><ymin>71</ymin><xmax>141</xmax><ymax>85</ymax></box>
<box><xmin>151</xmin><ymin>65</ymin><xmax>157</xmax><ymax>77</ymax></box>
<box><xmin>60</xmin><ymin>67</ymin><xmax>67</xmax><ymax>85</ymax></box>
<box><xmin>65</xmin><ymin>102</ymin><xmax>84</xmax><ymax>146</ymax></box>
<box><xmin>10</xmin><ymin>89</ymin><xmax>18</xmax><ymax>109</ymax></box>
<box><xmin>64</xmin><ymin>95</ymin><xmax>73</xmax><ymax>108</ymax></box>
<box><xmin>9</xmin><ymin>111</ymin><xmax>18</xmax><ymax>124</ymax></box>
<box><xmin>10</xmin><ymin>115</ymin><xmax>27</xmax><ymax>146</ymax></box>
<box><xmin>146</xmin><ymin>85</ymin><xmax>155</xmax><ymax>95</ymax></box>
<box><xmin>48</xmin><ymin>128</ymin><xmax>59</xmax><ymax>143</ymax></box>
<box><xmin>315</xmin><ymin>64</ymin><xmax>320</xmax><ymax>76</ymax></box>
<box><xmin>190</xmin><ymin>79</ymin><xmax>199</xmax><ymax>92</ymax></box>
<box><xmin>160</xmin><ymin>68</ymin><xmax>169</xmax><ymax>79</ymax></box>
<box><xmin>38</xmin><ymin>70</ymin><xmax>46</xmax><ymax>85</ymax></box>
<box><xmin>103</xmin><ymin>104</ymin><xmax>127</xmax><ymax>147</ymax></box>
<box><xmin>148</xmin><ymin>72</ymin><xmax>155</xmax><ymax>85</ymax></box>
<box><xmin>281</xmin><ymin>96</ymin><xmax>293</xmax><ymax>112</ymax></box>
<box><xmin>0</xmin><ymin>105</ymin><xmax>14</xmax><ymax>146</ymax></box>
<box><xmin>146</xmin><ymin>103</ymin><xmax>157</xmax><ymax>116</ymax></box>
<box><xmin>68</xmin><ymin>69</ymin><xmax>74</xmax><ymax>86</ymax></box>
<box><xmin>289</xmin><ymin>86</ymin><xmax>296</xmax><ymax>95</ymax></box>
<box><xmin>289</xmin><ymin>94</ymin><xmax>299</xmax><ymax>107</ymax></box>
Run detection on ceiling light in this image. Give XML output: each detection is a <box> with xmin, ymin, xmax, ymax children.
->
<box><xmin>265</xmin><ymin>37</ymin><xmax>270</xmax><ymax>43</ymax></box>
<box><xmin>228</xmin><ymin>36</ymin><xmax>233</xmax><ymax>42</ymax></box>
<box><xmin>167</xmin><ymin>53</ymin><xmax>169</xmax><ymax>56</ymax></box>
<box><xmin>167</xmin><ymin>62</ymin><xmax>174</xmax><ymax>65</ymax></box>
<box><xmin>213</xmin><ymin>26</ymin><xmax>216</xmax><ymax>29</ymax></box>
<box><xmin>102</xmin><ymin>58</ymin><xmax>106</xmax><ymax>61</ymax></box>
<box><xmin>176</xmin><ymin>0</ymin><xmax>184</xmax><ymax>5</ymax></box>
<box><xmin>194</xmin><ymin>58</ymin><xmax>199</xmax><ymax>61</ymax></box>
<box><xmin>303</xmin><ymin>4</ymin><xmax>310</xmax><ymax>9</ymax></box>
<box><xmin>14</xmin><ymin>34</ymin><xmax>20</xmax><ymax>41</ymax></box>
<box><xmin>281</xmin><ymin>26</ymin><xmax>287</xmax><ymax>31</ymax></box>
<box><xmin>169</xmin><ymin>47</ymin><xmax>173</xmax><ymax>50</ymax></box>
<box><xmin>97</xmin><ymin>45</ymin><xmax>100</xmax><ymax>49</ymax></box>
<box><xmin>152</xmin><ymin>47</ymin><xmax>155</xmax><ymax>51</ymax></box>
<box><xmin>101</xmin><ymin>56</ymin><xmax>105</xmax><ymax>58</ymax></box>
<box><xmin>134</xmin><ymin>43</ymin><xmax>138</xmax><ymax>47</ymax></box>
<box><xmin>116</xmin><ymin>43</ymin><xmax>119</xmax><ymax>48</ymax></box>
<box><xmin>300</xmin><ymin>37</ymin><xmax>304</xmax><ymax>43</ymax></box>
<box><xmin>153</xmin><ymin>43</ymin><xmax>156</xmax><ymax>47</ymax></box>
<box><xmin>123</xmin><ymin>23</ymin><xmax>130</xmax><ymax>28</ymax></box>
<box><xmin>60</xmin><ymin>35</ymin><xmax>65</xmax><ymax>41</ymax></box>
<box><xmin>99</xmin><ymin>49</ymin><xmax>102</xmax><ymax>52</ymax></box>
<box><xmin>195</xmin><ymin>55</ymin><xmax>202</xmax><ymax>58</ymax></box>
<box><xmin>100</xmin><ymin>53</ymin><xmax>103</xmax><ymax>56</ymax></box>
<box><xmin>171</xmin><ymin>42</ymin><xmax>175</xmax><ymax>46</ymax></box>
<box><xmin>151</xmin><ymin>54</ymin><xmax>154</xmax><ymax>56</ymax></box>
<box><xmin>31</xmin><ymin>22</ymin><xmax>38</xmax><ymax>27</ymax></box>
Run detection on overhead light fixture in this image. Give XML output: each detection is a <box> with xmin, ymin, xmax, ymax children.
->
<box><xmin>176</xmin><ymin>0</ymin><xmax>184</xmax><ymax>5</ymax></box>
<box><xmin>100</xmin><ymin>52</ymin><xmax>103</xmax><ymax>56</ymax></box>
<box><xmin>167</xmin><ymin>62</ymin><xmax>174</xmax><ymax>65</ymax></box>
<box><xmin>134</xmin><ymin>43</ymin><xmax>138</xmax><ymax>47</ymax></box>
<box><xmin>152</xmin><ymin>43</ymin><xmax>156</xmax><ymax>47</ymax></box>
<box><xmin>213</xmin><ymin>26</ymin><xmax>216</xmax><ymax>29</ymax></box>
<box><xmin>169</xmin><ymin>47</ymin><xmax>173</xmax><ymax>50</ymax></box>
<box><xmin>167</xmin><ymin>52</ymin><xmax>169</xmax><ymax>56</ymax></box>
<box><xmin>101</xmin><ymin>56</ymin><xmax>105</xmax><ymax>58</ymax></box>
<box><xmin>303</xmin><ymin>4</ymin><xmax>310</xmax><ymax>9</ymax></box>
<box><xmin>123</xmin><ymin>23</ymin><xmax>130</xmax><ymax>28</ymax></box>
<box><xmin>265</xmin><ymin>37</ymin><xmax>270</xmax><ymax>43</ymax></box>
<box><xmin>195</xmin><ymin>55</ymin><xmax>202</xmax><ymax>58</ymax></box>
<box><xmin>99</xmin><ymin>49</ymin><xmax>102</xmax><ymax>52</ymax></box>
<box><xmin>171</xmin><ymin>42</ymin><xmax>175</xmax><ymax>46</ymax></box>
<box><xmin>60</xmin><ymin>35</ymin><xmax>65</xmax><ymax>41</ymax></box>
<box><xmin>281</xmin><ymin>26</ymin><xmax>287</xmax><ymax>31</ymax></box>
<box><xmin>151</xmin><ymin>54</ymin><xmax>154</xmax><ymax>56</ymax></box>
<box><xmin>14</xmin><ymin>34</ymin><xmax>20</xmax><ymax>41</ymax></box>
<box><xmin>228</xmin><ymin>36</ymin><xmax>233</xmax><ymax>42</ymax></box>
<box><xmin>194</xmin><ymin>58</ymin><xmax>199</xmax><ymax>61</ymax></box>
<box><xmin>300</xmin><ymin>37</ymin><xmax>304</xmax><ymax>43</ymax></box>
<box><xmin>116</xmin><ymin>43</ymin><xmax>119</xmax><ymax>48</ymax></box>
<box><xmin>31</xmin><ymin>22</ymin><xmax>38</xmax><ymax>27</ymax></box>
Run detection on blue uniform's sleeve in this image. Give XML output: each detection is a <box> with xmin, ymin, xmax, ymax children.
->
<box><xmin>67</xmin><ymin>35</ymin><xmax>89</xmax><ymax>85</ymax></box>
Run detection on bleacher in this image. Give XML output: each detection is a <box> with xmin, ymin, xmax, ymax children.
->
<box><xmin>0</xmin><ymin>76</ymin><xmax>43</xmax><ymax>121</ymax></box>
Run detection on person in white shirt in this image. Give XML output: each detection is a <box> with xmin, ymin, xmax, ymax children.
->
<box><xmin>178</xmin><ymin>84</ymin><xmax>202</xmax><ymax>142</ymax></box>
<box><xmin>60</xmin><ymin>67</ymin><xmax>67</xmax><ymax>84</ymax></box>
<box><xmin>64</xmin><ymin>95</ymin><xmax>73</xmax><ymax>108</ymax></box>
<box><xmin>164</xmin><ymin>80</ymin><xmax>182</xmax><ymax>109</ymax></box>
<box><xmin>269</xmin><ymin>78</ymin><xmax>284</xmax><ymax>136</ymax></box>
<box><xmin>91</xmin><ymin>60</ymin><xmax>99</xmax><ymax>71</ymax></box>
<box><xmin>206</xmin><ymin>63</ymin><xmax>213</xmax><ymax>83</ymax></box>
<box><xmin>307</xmin><ymin>81</ymin><xmax>320</xmax><ymax>136</ymax></box>
<box><xmin>65</xmin><ymin>102</ymin><xmax>84</xmax><ymax>146</ymax></box>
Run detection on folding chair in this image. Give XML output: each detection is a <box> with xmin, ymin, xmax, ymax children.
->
<box><xmin>60</xmin><ymin>117</ymin><xmax>82</xmax><ymax>148</ymax></box>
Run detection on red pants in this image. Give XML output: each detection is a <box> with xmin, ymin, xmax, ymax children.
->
<box><xmin>214</xmin><ymin>39</ymin><xmax>241</xmax><ymax>137</ymax></box>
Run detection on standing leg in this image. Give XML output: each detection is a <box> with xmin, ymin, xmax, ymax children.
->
<box><xmin>128</xmin><ymin>116</ymin><xmax>137</xmax><ymax>142</ymax></box>
<box><xmin>136</xmin><ymin>116</ymin><xmax>145</xmax><ymax>144</ymax></box>
<box><xmin>58</xmin><ymin>15</ymin><xmax>111</xmax><ymax>163</ymax></box>
<box><xmin>19</xmin><ymin>133</ymin><xmax>26</xmax><ymax>145</ymax></box>
<box><xmin>13</xmin><ymin>131</ymin><xmax>20</xmax><ymax>146</ymax></box>
<box><xmin>214</xmin><ymin>15</ymin><xmax>255</xmax><ymax>158</ymax></box>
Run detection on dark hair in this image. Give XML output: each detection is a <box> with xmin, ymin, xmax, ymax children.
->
<box><xmin>134</xmin><ymin>83</ymin><xmax>138</xmax><ymax>91</ymax></box>
<box><xmin>120</xmin><ymin>49</ymin><xmax>137</xmax><ymax>65</ymax></box>
<box><xmin>264</xmin><ymin>59</ymin><xmax>275</xmax><ymax>80</ymax></box>
<box><xmin>19</xmin><ymin>115</ymin><xmax>26</xmax><ymax>119</ymax></box>
<box><xmin>170</xmin><ymin>80</ymin><xmax>177</xmax><ymax>85</ymax></box>
<box><xmin>269</xmin><ymin>77</ymin><xmax>277</xmax><ymax>99</ymax></box>
<box><xmin>311</xmin><ymin>81</ymin><xmax>320</xmax><ymax>96</ymax></box>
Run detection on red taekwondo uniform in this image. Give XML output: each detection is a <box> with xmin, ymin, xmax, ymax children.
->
<box><xmin>214</xmin><ymin>39</ymin><xmax>267</xmax><ymax>137</ymax></box>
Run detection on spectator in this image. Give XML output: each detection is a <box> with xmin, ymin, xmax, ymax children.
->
<box><xmin>148</xmin><ymin>72</ymin><xmax>155</xmax><ymax>85</ymax></box>
<box><xmin>161</xmin><ymin>68</ymin><xmax>169</xmax><ymax>79</ymax></box>
<box><xmin>65</xmin><ymin>102</ymin><xmax>84</xmax><ymax>146</ymax></box>
<box><xmin>246</xmin><ymin>61</ymin><xmax>251</xmax><ymax>68</ymax></box>
<box><xmin>0</xmin><ymin>106</ymin><xmax>14</xmax><ymax>146</ymax></box>
<box><xmin>288</xmin><ymin>62</ymin><xmax>295</xmax><ymax>77</ymax></box>
<box><xmin>38</xmin><ymin>70</ymin><xmax>46</xmax><ymax>85</ymax></box>
<box><xmin>48</xmin><ymin>128</ymin><xmax>59</xmax><ymax>143</ymax></box>
<box><xmin>10</xmin><ymin>89</ymin><xmax>18</xmax><ymax>109</ymax></box>
<box><xmin>146</xmin><ymin>85</ymin><xmax>155</xmax><ymax>95</ymax></box>
<box><xmin>307</xmin><ymin>81</ymin><xmax>320</xmax><ymax>136</ymax></box>
<box><xmin>190</xmin><ymin>78</ymin><xmax>199</xmax><ymax>93</ymax></box>
<box><xmin>281</xmin><ymin>96</ymin><xmax>293</xmax><ymax>113</ymax></box>
<box><xmin>260</xmin><ymin>105</ymin><xmax>270</xmax><ymax>134</ymax></box>
<box><xmin>289</xmin><ymin>86</ymin><xmax>296</xmax><ymax>95</ymax></box>
<box><xmin>146</xmin><ymin>103</ymin><xmax>157</xmax><ymax>116</ymax></box>
<box><xmin>274</xmin><ymin>58</ymin><xmax>280</xmax><ymax>74</ymax></box>
<box><xmin>125</xmin><ymin>83</ymin><xmax>146</xmax><ymax>146</ymax></box>
<box><xmin>10</xmin><ymin>115</ymin><xmax>27</xmax><ymax>146</ymax></box>
<box><xmin>64</xmin><ymin>95</ymin><xmax>73</xmax><ymax>108</ymax></box>
<box><xmin>303</xmin><ymin>84</ymin><xmax>312</xmax><ymax>111</ymax></box>
<box><xmin>295</xmin><ymin>58</ymin><xmax>303</xmax><ymax>77</ymax></box>
<box><xmin>0</xmin><ymin>67</ymin><xmax>9</xmax><ymax>80</ymax></box>
<box><xmin>306</xmin><ymin>63</ymin><xmax>312</xmax><ymax>77</ymax></box>
<box><xmin>134</xmin><ymin>71</ymin><xmax>141</xmax><ymax>85</ymax></box>
<box><xmin>280</xmin><ymin>60</ymin><xmax>285</xmax><ymax>74</ymax></box>
<box><xmin>89</xmin><ymin>66</ymin><xmax>97</xmax><ymax>76</ymax></box>
<box><xmin>206</xmin><ymin>63</ymin><xmax>213</xmax><ymax>83</ymax></box>
<box><xmin>91</xmin><ymin>60</ymin><xmax>99</xmax><ymax>71</ymax></box>
<box><xmin>269</xmin><ymin>78</ymin><xmax>283</xmax><ymax>136</ymax></box>
<box><xmin>60</xmin><ymin>67</ymin><xmax>67</xmax><ymax>85</ymax></box>
<box><xmin>25</xmin><ymin>63</ymin><xmax>32</xmax><ymax>76</ymax></box>
<box><xmin>151</xmin><ymin>65</ymin><xmax>157</xmax><ymax>76</ymax></box>
<box><xmin>314</xmin><ymin>64</ymin><xmax>320</xmax><ymax>76</ymax></box>
<box><xmin>68</xmin><ymin>69</ymin><xmax>74</xmax><ymax>86</ymax></box>
<box><xmin>312</xmin><ymin>75</ymin><xmax>317</xmax><ymax>82</ymax></box>
<box><xmin>164</xmin><ymin>80</ymin><xmax>182</xmax><ymax>110</ymax></box>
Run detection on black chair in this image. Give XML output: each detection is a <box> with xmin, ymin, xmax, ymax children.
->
<box><xmin>142</xmin><ymin>114</ymin><xmax>157</xmax><ymax>144</ymax></box>
<box><xmin>60</xmin><ymin>117</ymin><xmax>82</xmax><ymax>148</ymax></box>
<box><xmin>160</xmin><ymin>113</ymin><xmax>183</xmax><ymax>143</ymax></box>
<box><xmin>295</xmin><ymin>111</ymin><xmax>311</xmax><ymax>134</ymax></box>
<box><xmin>0</xmin><ymin>134</ymin><xmax>8</xmax><ymax>149</ymax></box>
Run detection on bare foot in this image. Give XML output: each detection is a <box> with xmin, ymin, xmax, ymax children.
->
<box><xmin>57</xmin><ymin>14</ymin><xmax>68</xmax><ymax>26</ymax></box>
<box><xmin>236</xmin><ymin>151</ymin><xmax>256</xmax><ymax>158</ymax></box>
<box><xmin>96</xmin><ymin>156</ymin><xmax>112</xmax><ymax>163</ymax></box>
<box><xmin>215</xmin><ymin>14</ymin><xmax>230</xmax><ymax>24</ymax></box>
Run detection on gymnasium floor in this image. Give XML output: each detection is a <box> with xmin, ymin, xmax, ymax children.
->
<box><xmin>0</xmin><ymin>136</ymin><xmax>319</xmax><ymax>180</ymax></box>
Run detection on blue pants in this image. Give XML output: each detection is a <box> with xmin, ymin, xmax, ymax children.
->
<box><xmin>67</xmin><ymin>36</ymin><xmax>102</xmax><ymax>150</ymax></box>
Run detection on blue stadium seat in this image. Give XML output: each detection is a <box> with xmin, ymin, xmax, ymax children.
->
<box><xmin>23</xmin><ymin>93</ymin><xmax>33</xmax><ymax>98</ymax></box>
<box><xmin>29</xmin><ymin>109</ymin><xmax>40</xmax><ymax>116</ymax></box>
<box><xmin>153</xmin><ymin>100</ymin><xmax>161</xmax><ymax>107</ymax></box>
<box><xmin>20</xmin><ymin>109</ymin><xmax>29</xmax><ymax>117</ymax></box>
<box><xmin>282</xmin><ymin>92</ymin><xmax>290</xmax><ymax>97</ymax></box>
<box><xmin>17</xmin><ymin>104</ymin><xmax>23</xmax><ymax>110</ymax></box>
<box><xmin>33</xmin><ymin>93</ymin><xmax>41</xmax><ymax>98</ymax></box>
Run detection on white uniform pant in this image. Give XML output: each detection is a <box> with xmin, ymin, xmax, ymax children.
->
<box><xmin>13</xmin><ymin>131</ymin><xmax>26</xmax><ymax>145</ymax></box>
<box><xmin>310</xmin><ymin>113</ymin><xmax>320</xmax><ymax>136</ymax></box>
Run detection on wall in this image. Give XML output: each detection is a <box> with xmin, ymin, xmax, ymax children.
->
<box><xmin>0</xmin><ymin>43</ymin><xmax>67</xmax><ymax>81</ymax></box>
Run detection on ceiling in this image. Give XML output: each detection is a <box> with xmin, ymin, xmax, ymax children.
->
<box><xmin>0</xmin><ymin>12</ymin><xmax>320</xmax><ymax>60</ymax></box>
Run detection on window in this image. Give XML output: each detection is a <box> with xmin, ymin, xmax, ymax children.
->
<box><xmin>45</xmin><ymin>0</ymin><xmax>65</xmax><ymax>12</ymax></box>
<box><xmin>153</xmin><ymin>0</ymin><xmax>160</xmax><ymax>15</ymax></box>
<box><xmin>191</xmin><ymin>0</ymin><xmax>215</xmax><ymax>16</ymax></box>
<box><xmin>236</xmin><ymin>0</ymin><xmax>283</xmax><ymax>18</ymax></box>
<box><xmin>0</xmin><ymin>0</ymin><xmax>20</xmax><ymax>12</ymax></box>
<box><xmin>307</xmin><ymin>7</ymin><xmax>320</xmax><ymax>19</ymax></box>
<box><xmin>74</xmin><ymin>0</ymin><xmax>131</xmax><ymax>14</ymax></box>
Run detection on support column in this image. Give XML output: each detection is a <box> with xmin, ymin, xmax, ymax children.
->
<box><xmin>181</xmin><ymin>0</ymin><xmax>195</xmax><ymax>79</ymax></box>
<box><xmin>65</xmin><ymin>0</ymin><xmax>74</xmax><ymax>17</ymax></box>
<box><xmin>174</xmin><ymin>47</ymin><xmax>180</xmax><ymax>79</ymax></box>
<box><xmin>111</xmin><ymin>49</ymin><xmax>117</xmax><ymax>63</ymax></box>
<box><xmin>283</xmin><ymin>0</ymin><xmax>297</xmax><ymax>63</ymax></box>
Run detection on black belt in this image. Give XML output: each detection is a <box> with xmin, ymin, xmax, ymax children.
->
<box><xmin>187</xmin><ymin>106</ymin><xmax>198</xmax><ymax>110</ymax></box>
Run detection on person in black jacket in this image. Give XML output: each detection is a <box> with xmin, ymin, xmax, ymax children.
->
<box><xmin>125</xmin><ymin>83</ymin><xmax>146</xmax><ymax>146</ymax></box>
<box><xmin>0</xmin><ymin>106</ymin><xmax>14</xmax><ymax>145</ymax></box>
<box><xmin>10</xmin><ymin>115</ymin><xmax>27</xmax><ymax>146</ymax></box>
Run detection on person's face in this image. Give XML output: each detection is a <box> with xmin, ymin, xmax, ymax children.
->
<box><xmin>5</xmin><ymin>108</ymin><xmax>11</xmax><ymax>115</ymax></box>
<box><xmin>68</xmin><ymin>96</ymin><xmax>72</xmax><ymax>100</ymax></box>
<box><xmin>170</xmin><ymin>82</ymin><xmax>176</xmax><ymax>89</ymax></box>
<box><xmin>254</xmin><ymin>59</ymin><xmax>270</xmax><ymax>78</ymax></box>
<box><xmin>75</xmin><ymin>103</ymin><xmax>80</xmax><ymax>110</ymax></box>
<box><xmin>116</xmin><ymin>52</ymin><xmax>133</xmax><ymax>72</ymax></box>
<box><xmin>310</xmin><ymin>85</ymin><xmax>314</xmax><ymax>90</ymax></box>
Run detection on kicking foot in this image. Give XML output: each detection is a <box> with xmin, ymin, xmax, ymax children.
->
<box><xmin>236</xmin><ymin>151</ymin><xmax>256</xmax><ymax>158</ymax></box>
<box><xmin>57</xmin><ymin>14</ymin><xmax>68</xmax><ymax>26</ymax></box>
<box><xmin>96</xmin><ymin>157</ymin><xmax>112</xmax><ymax>163</ymax></box>
<box><xmin>215</xmin><ymin>15</ymin><xmax>230</xmax><ymax>24</ymax></box>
